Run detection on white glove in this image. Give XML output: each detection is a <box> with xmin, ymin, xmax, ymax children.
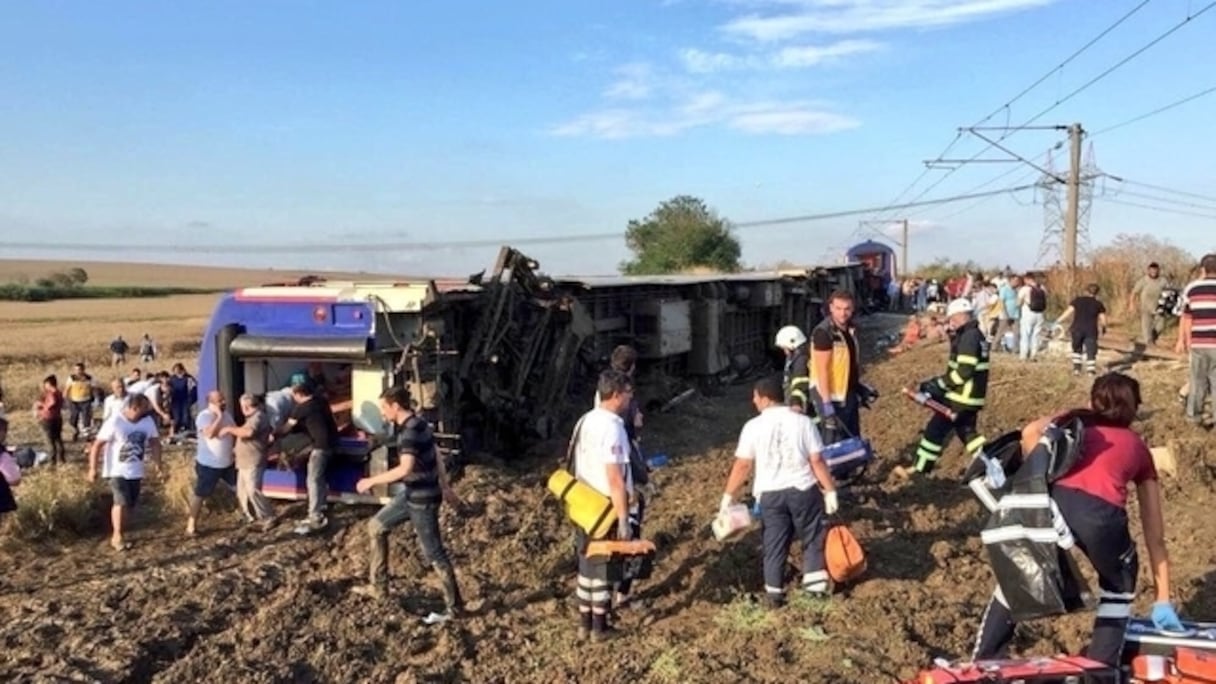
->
<box><xmin>820</xmin><ymin>401</ymin><xmax>835</xmax><ymax>417</ymax></box>
<box><xmin>981</xmin><ymin>455</ymin><xmax>1006</xmax><ymax>489</ymax></box>
<box><xmin>823</xmin><ymin>490</ymin><xmax>839</xmax><ymax>516</ymax></box>
<box><xmin>719</xmin><ymin>493</ymin><xmax>733</xmax><ymax>515</ymax></box>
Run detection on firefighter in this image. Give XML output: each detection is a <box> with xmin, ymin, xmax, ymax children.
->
<box><xmin>808</xmin><ymin>290</ymin><xmax>862</xmax><ymax>439</ymax></box>
<box><xmin>775</xmin><ymin>325</ymin><xmax>811</xmax><ymax>413</ymax></box>
<box><xmin>896</xmin><ymin>297</ymin><xmax>990</xmax><ymax>478</ymax></box>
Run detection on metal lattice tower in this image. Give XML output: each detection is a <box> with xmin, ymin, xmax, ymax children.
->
<box><xmin>1036</xmin><ymin>143</ymin><xmax>1096</xmax><ymax>266</ymax></box>
<box><xmin>1036</xmin><ymin>150</ymin><xmax>1066</xmax><ymax>267</ymax></box>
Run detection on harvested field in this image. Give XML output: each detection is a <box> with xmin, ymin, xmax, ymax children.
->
<box><xmin>1</xmin><ymin>306</ymin><xmax>1213</xmax><ymax>683</ymax></box>
<box><xmin>0</xmin><ymin>259</ymin><xmax>399</xmax><ymax>289</ymax></box>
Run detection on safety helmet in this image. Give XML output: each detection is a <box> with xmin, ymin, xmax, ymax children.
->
<box><xmin>774</xmin><ymin>325</ymin><xmax>807</xmax><ymax>350</ymax></box>
<box><xmin>945</xmin><ymin>298</ymin><xmax>974</xmax><ymax>317</ymax></box>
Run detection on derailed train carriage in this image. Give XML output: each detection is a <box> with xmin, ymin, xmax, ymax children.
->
<box><xmin>195</xmin><ymin>245</ymin><xmax>864</xmax><ymax>506</ymax></box>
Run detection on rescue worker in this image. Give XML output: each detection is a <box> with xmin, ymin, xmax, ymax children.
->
<box><xmin>973</xmin><ymin>372</ymin><xmax>1183</xmax><ymax>666</ymax></box>
<box><xmin>897</xmin><ymin>298</ymin><xmax>990</xmax><ymax>477</ymax></box>
<box><xmin>719</xmin><ymin>375</ymin><xmax>839</xmax><ymax>607</ymax></box>
<box><xmin>593</xmin><ymin>345</ymin><xmax>649</xmax><ymax>612</ymax></box>
<box><xmin>774</xmin><ymin>325</ymin><xmax>810</xmax><ymax>413</ymax></box>
<box><xmin>353</xmin><ymin>386</ymin><xmax>464</xmax><ymax>624</ymax></box>
<box><xmin>570</xmin><ymin>369</ymin><xmax>635</xmax><ymax>641</ymax></box>
<box><xmin>808</xmin><ymin>290</ymin><xmax>862</xmax><ymax>438</ymax></box>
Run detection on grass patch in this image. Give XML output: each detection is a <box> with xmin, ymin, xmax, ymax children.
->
<box><xmin>0</xmin><ymin>452</ymin><xmax>236</xmax><ymax>546</ymax></box>
<box><xmin>649</xmin><ymin>648</ymin><xmax>682</xmax><ymax>682</ymax></box>
<box><xmin>787</xmin><ymin>590</ymin><xmax>835</xmax><ymax>617</ymax></box>
<box><xmin>713</xmin><ymin>594</ymin><xmax>771</xmax><ymax>632</ymax></box>
<box><xmin>1</xmin><ymin>468</ymin><xmax>110</xmax><ymax>542</ymax></box>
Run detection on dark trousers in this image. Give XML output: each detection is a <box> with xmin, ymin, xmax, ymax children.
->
<box><xmin>170</xmin><ymin>400</ymin><xmax>191</xmax><ymax>433</ymax></box>
<box><xmin>575</xmin><ymin>529</ymin><xmax>615</xmax><ymax>618</ymax></box>
<box><xmin>40</xmin><ymin>418</ymin><xmax>66</xmax><ymax>464</ymax></box>
<box><xmin>1071</xmin><ymin>330</ymin><xmax>1099</xmax><ymax>374</ymax></box>
<box><xmin>368</xmin><ymin>490</ymin><xmax>462</xmax><ymax>610</ymax></box>
<box><xmin>760</xmin><ymin>487</ymin><xmax>828</xmax><ymax>599</ymax></box>
<box><xmin>69</xmin><ymin>400</ymin><xmax>92</xmax><ymax>436</ymax></box>
<box><xmin>914</xmin><ymin>408</ymin><xmax>982</xmax><ymax>474</ymax></box>
<box><xmin>617</xmin><ymin>496</ymin><xmax>645</xmax><ymax>597</ymax></box>
<box><xmin>815</xmin><ymin>392</ymin><xmax>861</xmax><ymax>443</ymax></box>
<box><xmin>973</xmin><ymin>486</ymin><xmax>1136</xmax><ymax>666</ymax></box>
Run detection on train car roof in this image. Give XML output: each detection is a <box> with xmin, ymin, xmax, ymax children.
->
<box><xmin>554</xmin><ymin>266</ymin><xmax>860</xmax><ymax>289</ymax></box>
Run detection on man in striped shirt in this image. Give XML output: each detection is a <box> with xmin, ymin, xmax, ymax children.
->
<box><xmin>1176</xmin><ymin>253</ymin><xmax>1216</xmax><ymax>426</ymax></box>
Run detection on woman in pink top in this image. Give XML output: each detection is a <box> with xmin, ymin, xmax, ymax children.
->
<box><xmin>973</xmin><ymin>372</ymin><xmax>1183</xmax><ymax>666</ymax></box>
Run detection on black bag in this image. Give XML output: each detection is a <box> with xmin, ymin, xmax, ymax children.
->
<box><xmin>981</xmin><ymin>436</ymin><xmax>1091</xmax><ymax>622</ymax></box>
<box><xmin>1028</xmin><ymin>285</ymin><xmax>1047</xmax><ymax>313</ymax></box>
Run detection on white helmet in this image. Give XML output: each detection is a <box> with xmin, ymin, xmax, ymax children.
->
<box><xmin>946</xmin><ymin>298</ymin><xmax>974</xmax><ymax>317</ymax></box>
<box><xmin>774</xmin><ymin>325</ymin><xmax>807</xmax><ymax>350</ymax></box>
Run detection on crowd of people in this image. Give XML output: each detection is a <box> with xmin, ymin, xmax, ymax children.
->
<box><xmin>1</xmin><ymin>255</ymin><xmax>1214</xmax><ymax>666</ymax></box>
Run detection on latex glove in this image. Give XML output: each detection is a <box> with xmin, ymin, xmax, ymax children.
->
<box><xmin>820</xmin><ymin>401</ymin><xmax>836</xmax><ymax>418</ymax></box>
<box><xmin>719</xmin><ymin>493</ymin><xmax>733</xmax><ymax>515</ymax></box>
<box><xmin>1152</xmin><ymin>601</ymin><xmax>1185</xmax><ymax>632</ymax></box>
<box><xmin>617</xmin><ymin>517</ymin><xmax>633</xmax><ymax>541</ymax></box>
<box><xmin>981</xmin><ymin>455</ymin><xmax>1006</xmax><ymax>489</ymax></box>
<box><xmin>823</xmin><ymin>490</ymin><xmax>839</xmax><ymax>515</ymax></box>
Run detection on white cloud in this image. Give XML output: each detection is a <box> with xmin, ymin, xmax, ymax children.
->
<box><xmin>771</xmin><ymin>39</ymin><xmax>882</xmax><ymax>67</ymax></box>
<box><xmin>678</xmin><ymin>39</ymin><xmax>881</xmax><ymax>73</ymax></box>
<box><xmin>727</xmin><ymin>103</ymin><xmax>859</xmax><ymax>134</ymax></box>
<box><xmin>550</xmin><ymin>93</ymin><xmax>857</xmax><ymax>139</ymax></box>
<box><xmin>721</xmin><ymin>0</ymin><xmax>1058</xmax><ymax>42</ymax></box>
<box><xmin>603</xmin><ymin>62</ymin><xmax>655</xmax><ymax>100</ymax></box>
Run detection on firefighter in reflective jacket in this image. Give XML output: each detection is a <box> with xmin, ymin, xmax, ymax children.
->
<box><xmin>898</xmin><ymin>298</ymin><xmax>990</xmax><ymax>477</ymax></box>
<box><xmin>775</xmin><ymin>325</ymin><xmax>811</xmax><ymax>413</ymax></box>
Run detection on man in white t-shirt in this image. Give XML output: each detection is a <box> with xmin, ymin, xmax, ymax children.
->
<box><xmin>101</xmin><ymin>378</ymin><xmax>129</xmax><ymax>424</ymax></box>
<box><xmin>570</xmin><ymin>369</ymin><xmax>634</xmax><ymax>642</ymax></box>
<box><xmin>87</xmin><ymin>394</ymin><xmax>162</xmax><ymax>552</ymax></box>
<box><xmin>720</xmin><ymin>375</ymin><xmax>839</xmax><ymax>608</ymax></box>
<box><xmin>187</xmin><ymin>390</ymin><xmax>236</xmax><ymax>536</ymax></box>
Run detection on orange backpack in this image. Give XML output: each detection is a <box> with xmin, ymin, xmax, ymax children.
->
<box><xmin>825</xmin><ymin>523</ymin><xmax>867</xmax><ymax>584</ymax></box>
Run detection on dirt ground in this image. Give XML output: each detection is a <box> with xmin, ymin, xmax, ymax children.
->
<box><xmin>1</xmin><ymin>315</ymin><xmax>1213</xmax><ymax>683</ymax></box>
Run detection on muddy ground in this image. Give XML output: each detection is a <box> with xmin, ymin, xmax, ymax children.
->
<box><xmin>2</xmin><ymin>315</ymin><xmax>1213</xmax><ymax>683</ymax></box>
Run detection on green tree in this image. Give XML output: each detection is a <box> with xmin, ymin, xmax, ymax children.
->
<box><xmin>620</xmin><ymin>195</ymin><xmax>742</xmax><ymax>275</ymax></box>
<box><xmin>66</xmin><ymin>267</ymin><xmax>89</xmax><ymax>286</ymax></box>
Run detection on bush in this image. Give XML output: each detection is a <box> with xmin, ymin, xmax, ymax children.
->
<box><xmin>1043</xmin><ymin>233</ymin><xmax>1198</xmax><ymax>322</ymax></box>
<box><xmin>0</xmin><ymin>283</ymin><xmax>219</xmax><ymax>302</ymax></box>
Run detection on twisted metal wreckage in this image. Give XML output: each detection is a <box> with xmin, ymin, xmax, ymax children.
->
<box><xmin>403</xmin><ymin>246</ymin><xmax>868</xmax><ymax>458</ymax></box>
<box><xmin>198</xmin><ymin>245</ymin><xmax>868</xmax><ymax>465</ymax></box>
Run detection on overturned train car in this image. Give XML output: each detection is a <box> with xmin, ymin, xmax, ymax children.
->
<box><xmin>195</xmin><ymin>246</ymin><xmax>862</xmax><ymax>503</ymax></box>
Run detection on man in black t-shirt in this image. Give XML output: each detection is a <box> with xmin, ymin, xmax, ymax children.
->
<box><xmin>1052</xmin><ymin>283</ymin><xmax>1108</xmax><ymax>376</ymax></box>
<box><xmin>277</xmin><ymin>381</ymin><xmax>338</xmax><ymax>535</ymax></box>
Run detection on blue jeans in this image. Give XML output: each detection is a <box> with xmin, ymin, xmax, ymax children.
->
<box><xmin>1187</xmin><ymin>348</ymin><xmax>1216</xmax><ymax>422</ymax></box>
<box><xmin>367</xmin><ymin>490</ymin><xmax>458</xmax><ymax>607</ymax></box>
<box><xmin>306</xmin><ymin>448</ymin><xmax>330</xmax><ymax>520</ymax></box>
<box><xmin>1019</xmin><ymin>311</ymin><xmax>1045</xmax><ymax>360</ymax></box>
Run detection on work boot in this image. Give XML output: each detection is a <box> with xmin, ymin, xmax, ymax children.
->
<box><xmin>436</xmin><ymin>563</ymin><xmax>465</xmax><ymax>617</ymax></box>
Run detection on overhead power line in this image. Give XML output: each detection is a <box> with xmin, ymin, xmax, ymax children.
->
<box><xmin>1116</xmin><ymin>178</ymin><xmax>1216</xmax><ymax>204</ymax></box>
<box><xmin>1096</xmin><ymin>196</ymin><xmax>1216</xmax><ymax>220</ymax></box>
<box><xmin>1092</xmin><ymin>83</ymin><xmax>1216</xmax><ymax>136</ymax></box>
<box><xmin>1110</xmin><ymin>189</ymin><xmax>1216</xmax><ymax>212</ymax></box>
<box><xmin>869</xmin><ymin>0</ymin><xmax>1158</xmax><ymax>222</ymax></box>
<box><xmin>916</xmin><ymin>1</ymin><xmax>1213</xmax><ymax>210</ymax></box>
<box><xmin>0</xmin><ymin>184</ymin><xmax>1039</xmax><ymax>256</ymax></box>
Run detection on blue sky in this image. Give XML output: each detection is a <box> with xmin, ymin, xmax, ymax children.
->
<box><xmin>2</xmin><ymin>0</ymin><xmax>1214</xmax><ymax>277</ymax></box>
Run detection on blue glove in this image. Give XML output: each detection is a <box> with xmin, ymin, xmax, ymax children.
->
<box><xmin>1151</xmin><ymin>601</ymin><xmax>1184</xmax><ymax>632</ymax></box>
